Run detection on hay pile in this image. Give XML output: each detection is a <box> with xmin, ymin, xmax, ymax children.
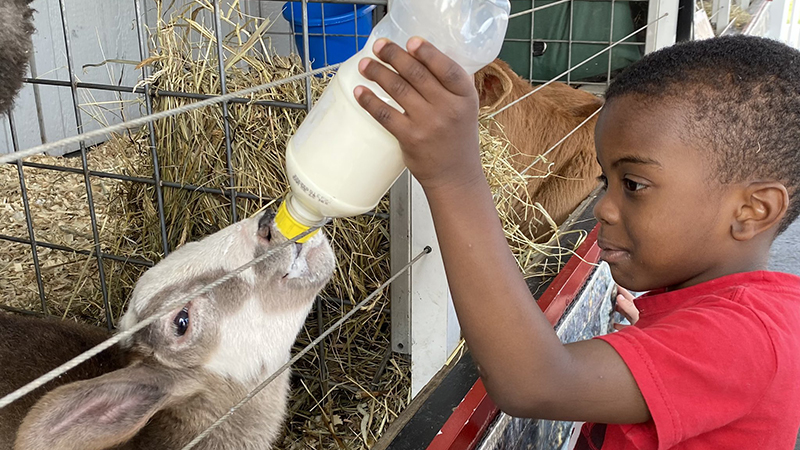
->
<box><xmin>0</xmin><ymin>1</ymin><xmax>585</xmax><ymax>448</ymax></box>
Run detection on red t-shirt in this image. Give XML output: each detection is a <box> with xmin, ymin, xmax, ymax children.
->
<box><xmin>576</xmin><ymin>271</ymin><xmax>800</xmax><ymax>450</ymax></box>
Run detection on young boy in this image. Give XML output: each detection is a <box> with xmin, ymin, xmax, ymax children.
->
<box><xmin>353</xmin><ymin>35</ymin><xmax>800</xmax><ymax>449</ymax></box>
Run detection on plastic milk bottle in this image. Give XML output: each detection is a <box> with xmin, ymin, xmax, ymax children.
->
<box><xmin>275</xmin><ymin>0</ymin><xmax>510</xmax><ymax>242</ymax></box>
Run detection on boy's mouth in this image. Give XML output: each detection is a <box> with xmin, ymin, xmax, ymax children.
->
<box><xmin>597</xmin><ymin>239</ymin><xmax>629</xmax><ymax>264</ymax></box>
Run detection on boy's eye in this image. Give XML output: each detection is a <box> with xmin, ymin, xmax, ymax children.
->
<box><xmin>623</xmin><ymin>178</ymin><xmax>646</xmax><ymax>192</ymax></box>
<box><xmin>597</xmin><ymin>174</ymin><xmax>608</xmax><ymax>189</ymax></box>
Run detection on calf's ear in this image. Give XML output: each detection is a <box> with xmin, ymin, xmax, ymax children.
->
<box><xmin>474</xmin><ymin>59</ymin><xmax>513</xmax><ymax>112</ymax></box>
<box><xmin>15</xmin><ymin>365</ymin><xmax>176</xmax><ymax>450</ymax></box>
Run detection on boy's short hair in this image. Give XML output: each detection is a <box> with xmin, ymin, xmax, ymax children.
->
<box><xmin>605</xmin><ymin>35</ymin><xmax>800</xmax><ymax>234</ymax></box>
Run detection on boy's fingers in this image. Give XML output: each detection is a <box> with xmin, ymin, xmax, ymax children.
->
<box><xmin>353</xmin><ymin>85</ymin><xmax>409</xmax><ymax>137</ymax></box>
<box><xmin>615</xmin><ymin>293</ymin><xmax>640</xmax><ymax>324</ymax></box>
<box><xmin>369</xmin><ymin>39</ymin><xmax>442</xmax><ymax>104</ymax></box>
<box><xmin>358</xmin><ymin>52</ymin><xmax>427</xmax><ymax>114</ymax></box>
<box><xmin>617</xmin><ymin>286</ymin><xmax>635</xmax><ymax>301</ymax></box>
<box><xmin>406</xmin><ymin>37</ymin><xmax>475</xmax><ymax>98</ymax></box>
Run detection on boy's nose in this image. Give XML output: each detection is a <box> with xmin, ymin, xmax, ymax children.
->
<box><xmin>593</xmin><ymin>191</ymin><xmax>620</xmax><ymax>225</ymax></box>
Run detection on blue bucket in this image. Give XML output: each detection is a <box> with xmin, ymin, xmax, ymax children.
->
<box><xmin>282</xmin><ymin>3</ymin><xmax>376</xmax><ymax>70</ymax></box>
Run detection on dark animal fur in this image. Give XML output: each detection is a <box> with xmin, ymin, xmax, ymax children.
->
<box><xmin>0</xmin><ymin>313</ymin><xmax>129</xmax><ymax>449</ymax></box>
<box><xmin>0</xmin><ymin>0</ymin><xmax>35</xmax><ymax>113</ymax></box>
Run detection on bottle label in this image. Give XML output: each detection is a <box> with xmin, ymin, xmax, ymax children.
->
<box><xmin>292</xmin><ymin>173</ymin><xmax>331</xmax><ymax>206</ymax></box>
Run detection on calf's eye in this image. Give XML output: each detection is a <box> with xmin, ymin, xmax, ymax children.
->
<box><xmin>173</xmin><ymin>307</ymin><xmax>190</xmax><ymax>336</ymax></box>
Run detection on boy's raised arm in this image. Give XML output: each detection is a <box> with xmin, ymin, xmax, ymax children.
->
<box><xmin>354</xmin><ymin>38</ymin><xmax>649</xmax><ymax>424</ymax></box>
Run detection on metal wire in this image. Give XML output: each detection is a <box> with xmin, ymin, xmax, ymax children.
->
<box><xmin>22</xmin><ymin>77</ymin><xmax>308</xmax><ymax>109</ymax></box>
<box><xmin>134</xmin><ymin>0</ymin><xmax>170</xmax><ymax>256</ymax></box>
<box><xmin>0</xmin><ymin>233</ymin><xmax>154</xmax><ymax>267</ymax></box>
<box><xmin>212</xmin><ymin>0</ymin><xmax>239</xmax><ymax>223</ymax></box>
<box><xmin>8</xmin><ymin>112</ymin><xmax>47</xmax><ymax>314</ymax></box>
<box><xmin>180</xmin><ymin>246</ymin><xmax>431</xmax><ymax>450</ymax></box>
<box><xmin>0</xmin><ymin>226</ymin><xmax>320</xmax><ymax>411</ymax></box>
<box><xmin>509</xmin><ymin>0</ymin><xmax>572</xmax><ymax>19</ymax></box>
<box><xmin>607</xmin><ymin>0</ymin><xmax>618</xmax><ymax>87</ymax></box>
<box><xmin>57</xmin><ymin>0</ymin><xmax>112</xmax><ymax>329</ymax></box>
<box><xmin>0</xmin><ymin>63</ymin><xmax>340</xmax><ymax>165</ymax></box>
<box><xmin>489</xmin><ymin>13</ymin><xmax>668</xmax><ymax>119</ymax></box>
<box><xmin>505</xmin><ymin>37</ymin><xmax>645</xmax><ymax>45</ymax></box>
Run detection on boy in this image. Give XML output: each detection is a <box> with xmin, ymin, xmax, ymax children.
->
<box><xmin>353</xmin><ymin>35</ymin><xmax>800</xmax><ymax>448</ymax></box>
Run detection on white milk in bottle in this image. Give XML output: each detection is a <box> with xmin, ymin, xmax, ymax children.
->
<box><xmin>275</xmin><ymin>0</ymin><xmax>510</xmax><ymax>242</ymax></box>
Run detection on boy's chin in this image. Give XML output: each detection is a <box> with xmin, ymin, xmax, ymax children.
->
<box><xmin>607</xmin><ymin>265</ymin><xmax>659</xmax><ymax>293</ymax></box>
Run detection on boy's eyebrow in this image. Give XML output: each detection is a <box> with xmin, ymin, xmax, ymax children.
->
<box><xmin>612</xmin><ymin>155</ymin><xmax>662</xmax><ymax>168</ymax></box>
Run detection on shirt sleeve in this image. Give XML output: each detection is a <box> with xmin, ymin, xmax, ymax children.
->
<box><xmin>596</xmin><ymin>292</ymin><xmax>778</xmax><ymax>450</ymax></box>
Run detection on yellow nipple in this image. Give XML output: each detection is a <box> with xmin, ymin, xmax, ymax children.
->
<box><xmin>274</xmin><ymin>200</ymin><xmax>319</xmax><ymax>243</ymax></box>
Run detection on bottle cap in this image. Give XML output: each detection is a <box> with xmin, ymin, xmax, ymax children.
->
<box><xmin>275</xmin><ymin>200</ymin><xmax>319</xmax><ymax>243</ymax></box>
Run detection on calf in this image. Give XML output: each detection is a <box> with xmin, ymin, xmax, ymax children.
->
<box><xmin>475</xmin><ymin>59</ymin><xmax>603</xmax><ymax>241</ymax></box>
<box><xmin>1</xmin><ymin>210</ymin><xmax>335</xmax><ymax>450</ymax></box>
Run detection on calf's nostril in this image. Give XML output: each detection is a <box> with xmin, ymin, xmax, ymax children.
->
<box><xmin>258</xmin><ymin>210</ymin><xmax>275</xmax><ymax>229</ymax></box>
<box><xmin>257</xmin><ymin>210</ymin><xmax>276</xmax><ymax>240</ymax></box>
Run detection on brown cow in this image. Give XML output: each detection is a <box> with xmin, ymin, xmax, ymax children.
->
<box><xmin>475</xmin><ymin>59</ymin><xmax>603</xmax><ymax>242</ymax></box>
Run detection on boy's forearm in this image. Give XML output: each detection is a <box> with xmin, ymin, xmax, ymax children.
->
<box><xmin>422</xmin><ymin>175</ymin><xmax>570</xmax><ymax>412</ymax></box>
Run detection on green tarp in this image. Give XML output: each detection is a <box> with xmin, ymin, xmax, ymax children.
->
<box><xmin>500</xmin><ymin>0</ymin><xmax>646</xmax><ymax>81</ymax></box>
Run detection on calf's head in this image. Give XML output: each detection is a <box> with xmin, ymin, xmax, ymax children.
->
<box><xmin>16</xmin><ymin>210</ymin><xmax>335</xmax><ymax>450</ymax></box>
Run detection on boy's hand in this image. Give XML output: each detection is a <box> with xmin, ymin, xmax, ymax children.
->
<box><xmin>613</xmin><ymin>286</ymin><xmax>639</xmax><ymax>330</ymax></box>
<box><xmin>354</xmin><ymin>37</ymin><xmax>484</xmax><ymax>194</ymax></box>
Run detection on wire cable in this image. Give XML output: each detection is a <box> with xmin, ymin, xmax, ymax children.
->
<box><xmin>0</xmin><ymin>63</ymin><xmax>340</xmax><ymax>165</ymax></box>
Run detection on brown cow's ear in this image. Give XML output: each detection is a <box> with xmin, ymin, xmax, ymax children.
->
<box><xmin>15</xmin><ymin>365</ymin><xmax>176</xmax><ymax>450</ymax></box>
<box><xmin>475</xmin><ymin>59</ymin><xmax>513</xmax><ymax>112</ymax></box>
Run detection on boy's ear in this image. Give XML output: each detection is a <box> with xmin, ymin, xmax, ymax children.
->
<box><xmin>731</xmin><ymin>181</ymin><xmax>789</xmax><ymax>241</ymax></box>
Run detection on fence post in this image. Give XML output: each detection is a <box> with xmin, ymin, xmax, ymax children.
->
<box><xmin>645</xmin><ymin>0</ymin><xmax>681</xmax><ymax>52</ymax></box>
<box><xmin>739</xmin><ymin>0</ymin><xmax>750</xmax><ymax>12</ymax></box>
<box><xmin>711</xmin><ymin>0</ymin><xmax>732</xmax><ymax>34</ymax></box>
<box><xmin>390</xmin><ymin>172</ymin><xmax>462</xmax><ymax>397</ymax></box>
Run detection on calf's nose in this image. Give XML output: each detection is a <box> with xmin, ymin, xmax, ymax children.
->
<box><xmin>257</xmin><ymin>209</ymin><xmax>276</xmax><ymax>240</ymax></box>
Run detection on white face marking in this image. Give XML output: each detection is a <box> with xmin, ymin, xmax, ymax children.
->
<box><xmin>203</xmin><ymin>295</ymin><xmax>312</xmax><ymax>383</ymax></box>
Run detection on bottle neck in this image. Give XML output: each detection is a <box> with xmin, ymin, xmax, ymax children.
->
<box><xmin>274</xmin><ymin>193</ymin><xmax>325</xmax><ymax>243</ymax></box>
<box><xmin>285</xmin><ymin>193</ymin><xmax>326</xmax><ymax>227</ymax></box>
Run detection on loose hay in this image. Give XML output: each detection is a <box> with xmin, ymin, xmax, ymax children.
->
<box><xmin>0</xmin><ymin>1</ymin><xmax>588</xmax><ymax>448</ymax></box>
<box><xmin>0</xmin><ymin>141</ymin><xmax>145</xmax><ymax>326</ymax></box>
